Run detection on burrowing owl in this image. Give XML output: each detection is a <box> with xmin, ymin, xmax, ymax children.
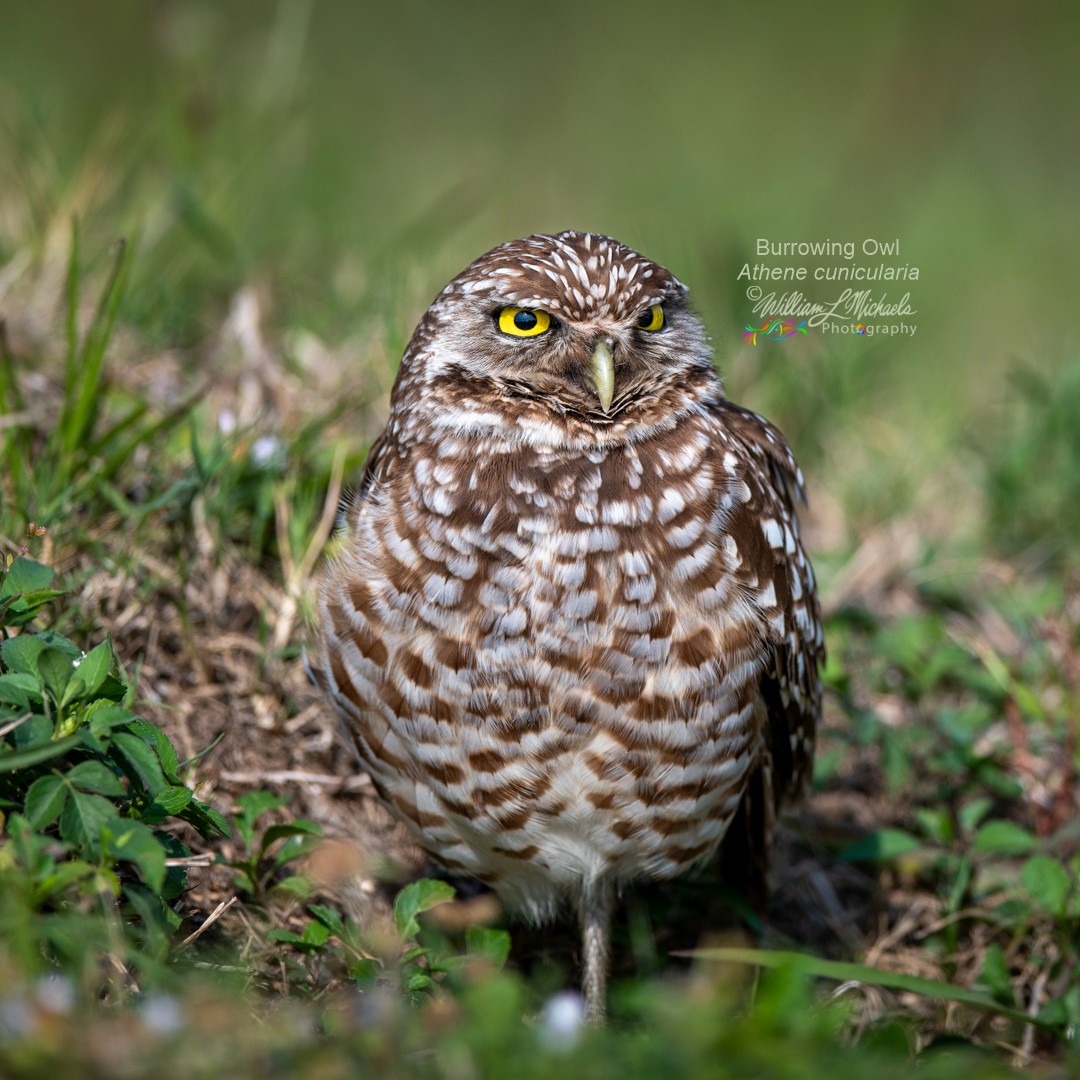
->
<box><xmin>314</xmin><ymin>231</ymin><xmax>822</xmax><ymax>1020</ymax></box>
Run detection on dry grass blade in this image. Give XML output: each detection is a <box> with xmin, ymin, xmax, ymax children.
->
<box><xmin>180</xmin><ymin>896</ymin><xmax>239</xmax><ymax>950</ymax></box>
<box><xmin>165</xmin><ymin>853</ymin><xmax>215</xmax><ymax>869</ymax></box>
<box><xmin>271</xmin><ymin>443</ymin><xmax>346</xmax><ymax>655</ymax></box>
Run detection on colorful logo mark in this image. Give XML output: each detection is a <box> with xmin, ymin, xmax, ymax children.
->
<box><xmin>742</xmin><ymin>319</ymin><xmax>809</xmax><ymax>346</ymax></box>
<box><xmin>855</xmin><ymin>323</ymin><xmax>867</xmax><ymax>335</ymax></box>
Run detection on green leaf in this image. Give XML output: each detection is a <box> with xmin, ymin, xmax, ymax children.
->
<box><xmin>958</xmin><ymin>796</ymin><xmax>994</xmax><ymax>835</ymax></box>
<box><xmin>228</xmin><ymin>868</ymin><xmax>257</xmax><ymax>894</ymax></box>
<box><xmin>0</xmin><ymin>733</ymin><xmax>82</xmax><ymax>773</ymax></box>
<box><xmin>1021</xmin><ymin>854</ymin><xmax>1069</xmax><ymax>916</ymax></box>
<box><xmin>980</xmin><ymin>943</ymin><xmax>1012</xmax><ymax>1000</ymax></box>
<box><xmin>32</xmin><ymin>860</ymin><xmax>98</xmax><ymax>904</ymax></box>
<box><xmin>123</xmin><ymin>881</ymin><xmax>182</xmax><ymax>946</ymax></box>
<box><xmin>838</xmin><ymin>828</ymin><xmax>923</xmax><ymax>863</ymax></box>
<box><xmin>465</xmin><ymin>926</ymin><xmax>511</xmax><ymax>969</ymax></box>
<box><xmin>59</xmin><ymin>789</ymin><xmax>115</xmax><ymax>853</ymax></box>
<box><xmin>0</xmin><ymin>561</ymin><xmax>62</xmax><ymax>622</ymax></box>
<box><xmin>972</xmin><ymin>820</ymin><xmax>1037</xmax><ymax>855</ymax></box>
<box><xmin>110</xmin><ymin>731</ymin><xmax>167</xmax><ymax>796</ymax></box>
<box><xmin>267</xmin><ymin>928</ymin><xmax>308</xmax><ymax>945</ymax></box>
<box><xmin>147</xmin><ymin>785</ymin><xmax>193</xmax><ymax>816</ymax></box>
<box><xmin>268</xmin><ymin>920</ymin><xmax>331</xmax><ymax>953</ymax></box>
<box><xmin>689</xmin><ymin>947</ymin><xmax>1052</xmax><ymax>1031</ymax></box>
<box><xmin>63</xmin><ymin>640</ymin><xmax>114</xmax><ymax>704</ymax></box>
<box><xmin>11</xmin><ymin>712</ymin><xmax>52</xmax><ymax>749</ymax></box>
<box><xmin>37</xmin><ymin>648</ymin><xmax>74</xmax><ymax>701</ymax></box>
<box><xmin>302</xmin><ymin>920</ymin><xmax>331</xmax><ymax>946</ymax></box>
<box><xmin>346</xmin><ymin>956</ymin><xmax>379</xmax><ymax>981</ymax></box>
<box><xmin>0</xmin><ymin>557</ymin><xmax>54</xmax><ymax>598</ymax></box>
<box><xmin>35</xmin><ymin>630</ymin><xmax>83</xmax><ymax>657</ymax></box>
<box><xmin>234</xmin><ymin>789</ymin><xmax>287</xmax><ymax>847</ymax></box>
<box><xmin>272</xmin><ymin>874</ymin><xmax>312</xmax><ymax>898</ymax></box>
<box><xmin>102</xmin><ymin>817</ymin><xmax>166</xmax><ymax>892</ymax></box>
<box><xmin>179</xmin><ymin>798</ymin><xmax>230</xmax><ymax>840</ymax></box>
<box><xmin>66</xmin><ymin>759</ymin><xmax>126</xmax><ymax>796</ymax></box>
<box><xmin>307</xmin><ymin>903</ymin><xmax>346</xmax><ymax>938</ymax></box>
<box><xmin>4</xmin><ymin>812</ymin><xmax>50</xmax><ymax>868</ymax></box>
<box><xmin>261</xmin><ymin>818</ymin><xmax>323</xmax><ymax>857</ymax></box>
<box><xmin>1</xmin><ymin>633</ymin><xmax>47</xmax><ymax>677</ymax></box>
<box><xmin>2</xmin><ymin>588</ymin><xmax>66</xmax><ymax>626</ymax></box>
<box><xmin>394</xmin><ymin>878</ymin><xmax>456</xmax><ymax>939</ymax></box>
<box><xmin>78</xmin><ymin>703</ymin><xmax>138</xmax><ymax>752</ymax></box>
<box><xmin>270</xmin><ymin>833</ymin><xmax>321</xmax><ymax>872</ymax></box>
<box><xmin>126</xmin><ymin>718</ymin><xmax>180</xmax><ymax>780</ymax></box>
<box><xmin>914</xmin><ymin>808</ymin><xmax>953</xmax><ymax>846</ymax></box>
<box><xmin>1037</xmin><ymin>983</ymin><xmax>1080</xmax><ymax>1027</ymax></box>
<box><xmin>24</xmin><ymin>774</ymin><xmax>69</xmax><ymax>828</ymax></box>
<box><xmin>0</xmin><ymin>672</ymin><xmax>39</xmax><ymax>707</ymax></box>
<box><xmin>157</xmin><ymin>833</ymin><xmax>194</xmax><ymax>900</ymax></box>
<box><xmin>88</xmin><ymin>705</ymin><xmax>140</xmax><ymax>737</ymax></box>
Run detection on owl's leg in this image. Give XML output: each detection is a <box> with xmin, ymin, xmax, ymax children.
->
<box><xmin>579</xmin><ymin>878</ymin><xmax>614</xmax><ymax>1024</ymax></box>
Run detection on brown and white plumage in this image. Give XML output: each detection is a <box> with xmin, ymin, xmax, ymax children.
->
<box><xmin>313</xmin><ymin>231</ymin><xmax>823</xmax><ymax>1020</ymax></box>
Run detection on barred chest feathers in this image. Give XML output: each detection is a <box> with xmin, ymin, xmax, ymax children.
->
<box><xmin>324</xmin><ymin>403</ymin><xmax>793</xmax><ymax>917</ymax></box>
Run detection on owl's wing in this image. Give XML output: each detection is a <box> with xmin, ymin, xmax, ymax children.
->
<box><xmin>349</xmin><ymin>430</ymin><xmax>394</xmax><ymax>509</ymax></box>
<box><xmin>309</xmin><ymin>430</ymin><xmax>395</xmax><ymax>696</ymax></box>
<box><xmin>705</xmin><ymin>399</ymin><xmax>824</xmax><ymax>899</ymax></box>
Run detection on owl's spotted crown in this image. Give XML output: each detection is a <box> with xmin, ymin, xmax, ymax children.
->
<box><xmin>443</xmin><ymin>231</ymin><xmax>688</xmax><ymax>323</ymax></box>
<box><xmin>397</xmin><ymin>230</ymin><xmax>715</xmax><ymax>438</ymax></box>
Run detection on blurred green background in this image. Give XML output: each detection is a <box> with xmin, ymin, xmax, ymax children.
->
<box><xmin>2</xmin><ymin>7</ymin><xmax>1079</xmax><ymax>1071</ymax></box>
<box><xmin>2</xmin><ymin>0</ymin><xmax>1078</xmax><ymax>554</ymax></box>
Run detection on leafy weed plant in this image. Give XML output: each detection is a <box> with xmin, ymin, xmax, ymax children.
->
<box><xmin>0</xmin><ymin>539</ymin><xmax>229</xmax><ymax>986</ymax></box>
<box><xmin>819</xmin><ymin>587</ymin><xmax>1080</xmax><ymax>1047</ymax></box>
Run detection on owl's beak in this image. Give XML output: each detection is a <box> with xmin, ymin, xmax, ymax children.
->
<box><xmin>589</xmin><ymin>340</ymin><xmax>615</xmax><ymax>413</ymax></box>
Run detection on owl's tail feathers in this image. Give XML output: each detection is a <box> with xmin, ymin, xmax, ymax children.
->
<box><xmin>718</xmin><ymin>760</ymin><xmax>774</xmax><ymax>913</ymax></box>
<box><xmin>579</xmin><ymin>878</ymin><xmax>615</xmax><ymax>1024</ymax></box>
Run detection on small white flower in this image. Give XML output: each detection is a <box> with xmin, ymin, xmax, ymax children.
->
<box><xmin>218</xmin><ymin>410</ymin><xmax>237</xmax><ymax>435</ymax></box>
<box><xmin>538</xmin><ymin>990</ymin><xmax>586</xmax><ymax>1052</ymax></box>
<box><xmin>251</xmin><ymin>435</ymin><xmax>284</xmax><ymax>468</ymax></box>
<box><xmin>36</xmin><ymin>974</ymin><xmax>74</xmax><ymax>1014</ymax></box>
<box><xmin>139</xmin><ymin>994</ymin><xmax>184</xmax><ymax>1035</ymax></box>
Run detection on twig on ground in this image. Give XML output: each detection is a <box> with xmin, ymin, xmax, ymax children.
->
<box><xmin>180</xmin><ymin>896</ymin><xmax>238</xmax><ymax>949</ymax></box>
<box><xmin>219</xmin><ymin>768</ymin><xmax>370</xmax><ymax>791</ymax></box>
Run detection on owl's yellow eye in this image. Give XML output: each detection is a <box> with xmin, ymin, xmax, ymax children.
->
<box><xmin>635</xmin><ymin>305</ymin><xmax>665</xmax><ymax>332</ymax></box>
<box><xmin>498</xmin><ymin>307</ymin><xmax>552</xmax><ymax>338</ymax></box>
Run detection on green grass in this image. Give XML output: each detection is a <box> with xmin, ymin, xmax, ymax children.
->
<box><xmin>1</xmin><ymin>2</ymin><xmax>1079</xmax><ymax>1076</ymax></box>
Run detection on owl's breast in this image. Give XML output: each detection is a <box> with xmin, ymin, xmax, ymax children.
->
<box><xmin>320</xmin><ymin>423</ymin><xmax>777</xmax><ymax>898</ymax></box>
<box><xmin>337</xmin><ymin>424</ymin><xmax>773</xmax><ymax>729</ymax></box>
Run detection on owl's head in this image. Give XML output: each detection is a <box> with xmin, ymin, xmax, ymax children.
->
<box><xmin>399</xmin><ymin>231</ymin><xmax>716</xmax><ymax>434</ymax></box>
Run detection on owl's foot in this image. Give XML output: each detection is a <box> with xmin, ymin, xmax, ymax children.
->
<box><xmin>579</xmin><ymin>878</ymin><xmax>615</xmax><ymax>1024</ymax></box>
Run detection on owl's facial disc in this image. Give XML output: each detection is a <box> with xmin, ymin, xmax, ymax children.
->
<box><xmin>422</xmin><ymin>232</ymin><xmax>716</xmax><ymax>423</ymax></box>
<box><xmin>496</xmin><ymin>304</ymin><xmax>617</xmax><ymax>413</ymax></box>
